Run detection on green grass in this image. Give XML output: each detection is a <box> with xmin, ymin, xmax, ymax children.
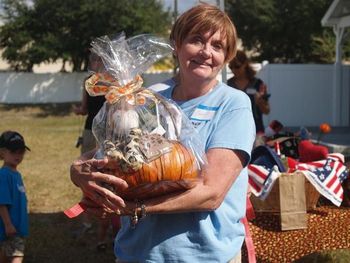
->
<box><xmin>1</xmin><ymin>104</ymin><xmax>349</xmax><ymax>263</ymax></box>
<box><xmin>295</xmin><ymin>249</ymin><xmax>350</xmax><ymax>263</ymax></box>
<box><xmin>0</xmin><ymin>104</ymin><xmax>116</xmax><ymax>263</ymax></box>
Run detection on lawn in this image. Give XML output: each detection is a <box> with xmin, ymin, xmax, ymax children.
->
<box><xmin>0</xmin><ymin>104</ymin><xmax>116</xmax><ymax>263</ymax></box>
<box><xmin>0</xmin><ymin>104</ymin><xmax>349</xmax><ymax>263</ymax></box>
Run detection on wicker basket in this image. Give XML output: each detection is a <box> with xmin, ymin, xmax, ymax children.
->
<box><xmin>250</xmin><ymin>172</ymin><xmax>320</xmax><ymax>213</ymax></box>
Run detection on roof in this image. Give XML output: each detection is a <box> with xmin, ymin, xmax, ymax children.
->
<box><xmin>321</xmin><ymin>0</ymin><xmax>350</xmax><ymax>27</ymax></box>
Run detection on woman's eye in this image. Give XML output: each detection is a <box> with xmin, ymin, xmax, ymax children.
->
<box><xmin>190</xmin><ymin>36</ymin><xmax>202</xmax><ymax>44</ymax></box>
<box><xmin>213</xmin><ymin>43</ymin><xmax>223</xmax><ymax>50</ymax></box>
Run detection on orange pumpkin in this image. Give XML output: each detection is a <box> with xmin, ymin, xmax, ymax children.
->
<box><xmin>319</xmin><ymin>123</ymin><xmax>331</xmax><ymax>134</ymax></box>
<box><xmin>105</xmin><ymin>141</ymin><xmax>199</xmax><ymax>200</ymax></box>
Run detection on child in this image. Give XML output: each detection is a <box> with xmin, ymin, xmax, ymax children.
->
<box><xmin>0</xmin><ymin>131</ymin><xmax>30</xmax><ymax>263</ymax></box>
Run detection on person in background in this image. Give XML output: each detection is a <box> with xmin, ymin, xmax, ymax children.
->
<box><xmin>70</xmin><ymin>4</ymin><xmax>255</xmax><ymax>262</ymax></box>
<box><xmin>0</xmin><ymin>131</ymin><xmax>30</xmax><ymax>263</ymax></box>
<box><xmin>227</xmin><ymin>50</ymin><xmax>270</xmax><ymax>135</ymax></box>
<box><xmin>73</xmin><ymin>78</ymin><xmax>120</xmax><ymax>251</ymax></box>
<box><xmin>73</xmin><ymin>76</ymin><xmax>106</xmax><ymax>156</ymax></box>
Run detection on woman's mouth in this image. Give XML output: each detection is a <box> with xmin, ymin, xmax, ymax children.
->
<box><xmin>191</xmin><ymin>60</ymin><xmax>211</xmax><ymax>67</ymax></box>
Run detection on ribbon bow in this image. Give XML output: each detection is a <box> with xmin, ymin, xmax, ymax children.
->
<box><xmin>85</xmin><ymin>73</ymin><xmax>155</xmax><ymax>105</ymax></box>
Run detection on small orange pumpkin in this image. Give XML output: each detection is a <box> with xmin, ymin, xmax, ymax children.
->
<box><xmin>105</xmin><ymin>141</ymin><xmax>199</xmax><ymax>200</ymax></box>
<box><xmin>319</xmin><ymin>123</ymin><xmax>331</xmax><ymax>134</ymax></box>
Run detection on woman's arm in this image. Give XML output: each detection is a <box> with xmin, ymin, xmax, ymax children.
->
<box><xmin>70</xmin><ymin>102</ymin><xmax>254</xmax><ymax>217</ymax></box>
<box><xmin>73</xmin><ymin>90</ymin><xmax>88</xmax><ymax>115</ymax></box>
<box><xmin>123</xmin><ymin>147</ymin><xmax>245</xmax><ymax>215</ymax></box>
<box><xmin>70</xmin><ymin>147</ymin><xmax>246</xmax><ymax>216</ymax></box>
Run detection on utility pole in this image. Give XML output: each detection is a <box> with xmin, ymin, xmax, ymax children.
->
<box><xmin>172</xmin><ymin>0</ymin><xmax>178</xmax><ymax>76</ymax></box>
<box><xmin>217</xmin><ymin>0</ymin><xmax>227</xmax><ymax>83</ymax></box>
<box><xmin>217</xmin><ymin>0</ymin><xmax>224</xmax><ymax>10</ymax></box>
<box><xmin>173</xmin><ymin>0</ymin><xmax>178</xmax><ymax>23</ymax></box>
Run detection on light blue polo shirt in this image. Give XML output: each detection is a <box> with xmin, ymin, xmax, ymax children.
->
<box><xmin>115</xmin><ymin>81</ymin><xmax>255</xmax><ymax>262</ymax></box>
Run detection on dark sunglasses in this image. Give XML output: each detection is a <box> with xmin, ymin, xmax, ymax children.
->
<box><xmin>231</xmin><ymin>61</ymin><xmax>243</xmax><ymax>69</ymax></box>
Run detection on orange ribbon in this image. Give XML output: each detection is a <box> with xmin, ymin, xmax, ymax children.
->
<box><xmin>85</xmin><ymin>73</ymin><xmax>155</xmax><ymax>105</ymax></box>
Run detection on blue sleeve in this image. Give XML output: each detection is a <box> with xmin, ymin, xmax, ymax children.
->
<box><xmin>207</xmin><ymin>105</ymin><xmax>256</xmax><ymax>167</ymax></box>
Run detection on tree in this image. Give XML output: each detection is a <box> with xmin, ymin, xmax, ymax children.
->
<box><xmin>0</xmin><ymin>0</ymin><xmax>171</xmax><ymax>71</ymax></box>
<box><xmin>226</xmin><ymin>0</ymin><xmax>337</xmax><ymax>63</ymax></box>
<box><xmin>0</xmin><ymin>0</ymin><xmax>39</xmax><ymax>71</ymax></box>
<box><xmin>310</xmin><ymin>28</ymin><xmax>350</xmax><ymax>63</ymax></box>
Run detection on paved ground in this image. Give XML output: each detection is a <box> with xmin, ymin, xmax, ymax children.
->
<box><xmin>287</xmin><ymin>126</ymin><xmax>350</xmax><ymax>160</ymax></box>
<box><xmin>312</xmin><ymin>127</ymin><xmax>350</xmax><ymax>161</ymax></box>
<box><xmin>310</xmin><ymin>126</ymin><xmax>349</xmax><ymax>143</ymax></box>
<box><xmin>288</xmin><ymin>126</ymin><xmax>349</xmax><ymax>145</ymax></box>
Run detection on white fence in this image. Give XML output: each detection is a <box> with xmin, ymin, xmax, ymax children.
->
<box><xmin>0</xmin><ymin>72</ymin><xmax>174</xmax><ymax>104</ymax></box>
<box><xmin>257</xmin><ymin>64</ymin><xmax>350</xmax><ymax>127</ymax></box>
<box><xmin>0</xmin><ymin>64</ymin><xmax>349</xmax><ymax>127</ymax></box>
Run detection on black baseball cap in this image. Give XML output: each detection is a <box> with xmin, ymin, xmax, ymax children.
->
<box><xmin>0</xmin><ymin>131</ymin><xmax>31</xmax><ymax>152</ymax></box>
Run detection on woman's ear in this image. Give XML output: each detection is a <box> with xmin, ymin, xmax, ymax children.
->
<box><xmin>172</xmin><ymin>45</ymin><xmax>178</xmax><ymax>57</ymax></box>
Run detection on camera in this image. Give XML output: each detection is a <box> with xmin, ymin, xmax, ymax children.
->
<box><xmin>75</xmin><ymin>136</ymin><xmax>83</xmax><ymax>148</ymax></box>
<box><xmin>262</xmin><ymin>94</ymin><xmax>271</xmax><ymax>100</ymax></box>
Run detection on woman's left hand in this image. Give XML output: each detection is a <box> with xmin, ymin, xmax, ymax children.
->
<box><xmin>255</xmin><ymin>92</ymin><xmax>270</xmax><ymax>114</ymax></box>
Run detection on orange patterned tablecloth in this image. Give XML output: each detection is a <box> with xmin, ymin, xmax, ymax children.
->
<box><xmin>243</xmin><ymin>205</ymin><xmax>350</xmax><ymax>262</ymax></box>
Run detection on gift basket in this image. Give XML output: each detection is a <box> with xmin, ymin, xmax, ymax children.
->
<box><xmin>86</xmin><ymin>33</ymin><xmax>206</xmax><ymax>201</ymax></box>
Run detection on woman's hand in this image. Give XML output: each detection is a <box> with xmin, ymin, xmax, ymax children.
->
<box><xmin>255</xmin><ymin>82</ymin><xmax>270</xmax><ymax>114</ymax></box>
<box><xmin>72</xmin><ymin>104</ymin><xmax>87</xmax><ymax>115</ymax></box>
<box><xmin>70</xmin><ymin>158</ymin><xmax>129</xmax><ymax>212</ymax></box>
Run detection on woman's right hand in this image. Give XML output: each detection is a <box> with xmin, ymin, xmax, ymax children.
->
<box><xmin>70</xmin><ymin>158</ymin><xmax>129</xmax><ymax>212</ymax></box>
<box><xmin>72</xmin><ymin>104</ymin><xmax>87</xmax><ymax>115</ymax></box>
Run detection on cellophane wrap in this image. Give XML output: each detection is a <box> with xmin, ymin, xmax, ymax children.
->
<box><xmin>86</xmin><ymin>33</ymin><xmax>207</xmax><ymax>201</ymax></box>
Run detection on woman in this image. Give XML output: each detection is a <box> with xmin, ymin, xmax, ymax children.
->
<box><xmin>70</xmin><ymin>4</ymin><xmax>255</xmax><ymax>262</ymax></box>
<box><xmin>227</xmin><ymin>50</ymin><xmax>270</xmax><ymax>134</ymax></box>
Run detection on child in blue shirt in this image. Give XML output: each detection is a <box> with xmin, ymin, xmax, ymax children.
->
<box><xmin>0</xmin><ymin>131</ymin><xmax>30</xmax><ymax>263</ymax></box>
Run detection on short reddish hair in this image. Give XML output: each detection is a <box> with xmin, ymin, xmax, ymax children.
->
<box><xmin>170</xmin><ymin>4</ymin><xmax>237</xmax><ymax>63</ymax></box>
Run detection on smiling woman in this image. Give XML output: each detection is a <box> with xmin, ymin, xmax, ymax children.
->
<box><xmin>172</xmin><ymin>31</ymin><xmax>228</xmax><ymax>99</ymax></box>
<box><xmin>170</xmin><ymin>3</ymin><xmax>236</xmax><ymax>100</ymax></box>
<box><xmin>70</xmin><ymin>3</ymin><xmax>256</xmax><ymax>263</ymax></box>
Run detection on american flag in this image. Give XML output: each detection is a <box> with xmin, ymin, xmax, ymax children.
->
<box><xmin>248</xmin><ymin>153</ymin><xmax>349</xmax><ymax>207</ymax></box>
<box><xmin>295</xmin><ymin>153</ymin><xmax>348</xmax><ymax>207</ymax></box>
<box><xmin>248</xmin><ymin>164</ymin><xmax>280</xmax><ymax>200</ymax></box>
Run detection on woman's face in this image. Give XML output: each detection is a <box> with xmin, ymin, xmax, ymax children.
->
<box><xmin>175</xmin><ymin>30</ymin><xmax>227</xmax><ymax>83</ymax></box>
<box><xmin>231</xmin><ymin>59</ymin><xmax>247</xmax><ymax>78</ymax></box>
<box><xmin>232</xmin><ymin>64</ymin><xmax>245</xmax><ymax>78</ymax></box>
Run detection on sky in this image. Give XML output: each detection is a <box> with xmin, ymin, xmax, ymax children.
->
<box><xmin>162</xmin><ymin>0</ymin><xmax>220</xmax><ymax>14</ymax></box>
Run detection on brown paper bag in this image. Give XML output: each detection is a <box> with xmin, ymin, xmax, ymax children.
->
<box><xmin>279</xmin><ymin>173</ymin><xmax>307</xmax><ymax>230</ymax></box>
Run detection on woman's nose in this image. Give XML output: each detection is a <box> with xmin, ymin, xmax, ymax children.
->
<box><xmin>199</xmin><ymin>44</ymin><xmax>211</xmax><ymax>58</ymax></box>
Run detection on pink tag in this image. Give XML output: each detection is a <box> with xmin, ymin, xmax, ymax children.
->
<box><xmin>64</xmin><ymin>203</ymin><xmax>86</xmax><ymax>218</ymax></box>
